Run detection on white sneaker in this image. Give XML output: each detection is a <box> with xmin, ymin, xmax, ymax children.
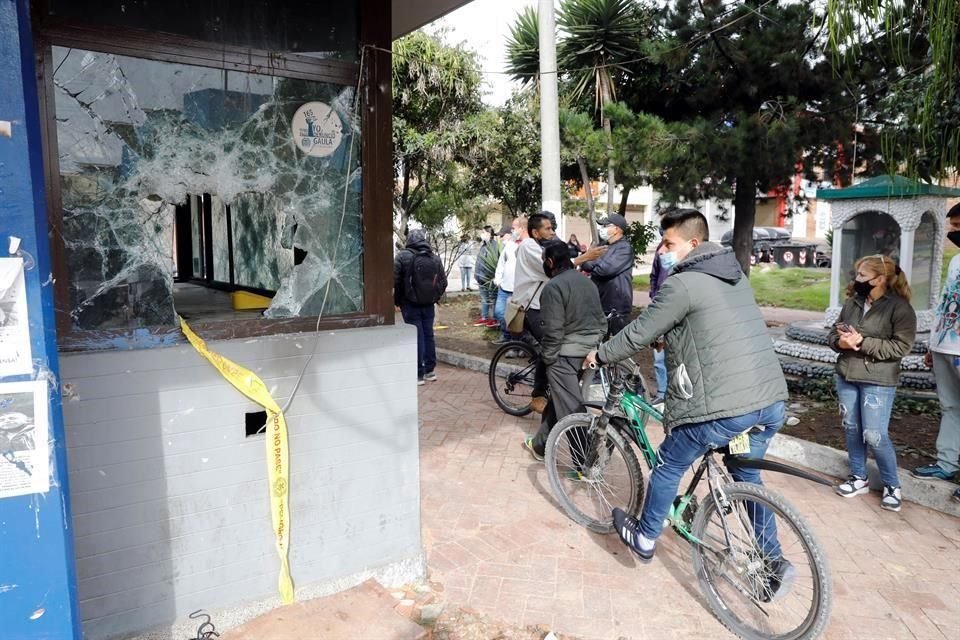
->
<box><xmin>880</xmin><ymin>486</ymin><xmax>902</xmax><ymax>512</ymax></box>
<box><xmin>835</xmin><ymin>475</ymin><xmax>869</xmax><ymax>497</ymax></box>
<box><xmin>424</xmin><ymin>372</ymin><xmax>438</xmax><ymax>382</ymax></box>
<box><xmin>417</xmin><ymin>378</ymin><xmax>425</xmax><ymax>386</ymax></box>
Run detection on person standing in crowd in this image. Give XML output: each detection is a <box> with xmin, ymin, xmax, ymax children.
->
<box><xmin>457</xmin><ymin>234</ymin><xmax>477</xmax><ymax>292</ymax></box>
<box><xmin>914</xmin><ymin>203</ymin><xmax>960</xmax><ymax>503</ymax></box>
<box><xmin>523</xmin><ymin>240</ymin><xmax>607</xmax><ymax>460</ymax></box>
<box><xmin>394</xmin><ymin>229</ymin><xmax>447</xmax><ymax>385</ymax></box>
<box><xmin>648</xmin><ymin>235</ymin><xmax>669</xmax><ymax>404</ymax></box>
<box><xmin>567</xmin><ymin>234</ymin><xmax>583</xmax><ymax>259</ymax></box>
<box><xmin>473</xmin><ymin>225</ymin><xmax>501</xmax><ymax>328</ymax></box>
<box><xmin>828</xmin><ymin>254</ymin><xmax>916</xmax><ymax>512</ymax></box>
<box><xmin>576</xmin><ymin>213</ymin><xmax>635</xmax><ymax>336</ymax></box>
<box><xmin>493</xmin><ymin>223</ymin><xmax>519</xmax><ymax>344</ymax></box>
<box><xmin>513</xmin><ymin>213</ymin><xmax>556</xmax><ymax>413</ymax></box>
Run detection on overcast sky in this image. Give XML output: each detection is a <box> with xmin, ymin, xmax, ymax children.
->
<box><xmin>432</xmin><ymin>0</ymin><xmax>538</xmax><ymax>105</ymax></box>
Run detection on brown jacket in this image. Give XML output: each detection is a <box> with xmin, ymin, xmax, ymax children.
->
<box><xmin>827</xmin><ymin>293</ymin><xmax>917</xmax><ymax>386</ymax></box>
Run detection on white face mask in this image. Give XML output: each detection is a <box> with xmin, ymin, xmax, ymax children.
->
<box><xmin>598</xmin><ymin>227</ymin><xmax>609</xmax><ymax>242</ymax></box>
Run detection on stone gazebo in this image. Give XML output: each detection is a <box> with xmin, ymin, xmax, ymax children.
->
<box><xmin>818</xmin><ymin>175</ymin><xmax>960</xmax><ymax>331</ymax></box>
<box><xmin>774</xmin><ymin>175</ymin><xmax>960</xmax><ymax>397</ymax></box>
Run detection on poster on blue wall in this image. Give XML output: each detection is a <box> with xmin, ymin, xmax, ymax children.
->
<box><xmin>0</xmin><ymin>380</ymin><xmax>49</xmax><ymax>498</ymax></box>
<box><xmin>0</xmin><ymin>257</ymin><xmax>32</xmax><ymax>376</ymax></box>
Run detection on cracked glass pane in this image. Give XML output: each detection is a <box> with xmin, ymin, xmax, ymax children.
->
<box><xmin>53</xmin><ymin>47</ymin><xmax>362</xmax><ymax>331</ymax></box>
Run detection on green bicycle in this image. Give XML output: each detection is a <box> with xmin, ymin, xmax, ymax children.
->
<box><xmin>544</xmin><ymin>369</ymin><xmax>833</xmax><ymax>640</ymax></box>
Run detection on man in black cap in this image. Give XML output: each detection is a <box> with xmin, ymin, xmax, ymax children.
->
<box><xmin>576</xmin><ymin>213</ymin><xmax>635</xmax><ymax>335</ymax></box>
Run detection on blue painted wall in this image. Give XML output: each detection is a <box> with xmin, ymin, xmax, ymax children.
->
<box><xmin>0</xmin><ymin>0</ymin><xmax>83</xmax><ymax>637</ymax></box>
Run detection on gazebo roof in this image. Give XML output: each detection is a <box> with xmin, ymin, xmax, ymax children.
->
<box><xmin>817</xmin><ymin>175</ymin><xmax>960</xmax><ymax>201</ymax></box>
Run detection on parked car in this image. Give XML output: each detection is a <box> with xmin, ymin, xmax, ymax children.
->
<box><xmin>719</xmin><ymin>227</ymin><xmax>793</xmax><ymax>264</ymax></box>
<box><xmin>719</xmin><ymin>226</ymin><xmax>793</xmax><ymax>249</ymax></box>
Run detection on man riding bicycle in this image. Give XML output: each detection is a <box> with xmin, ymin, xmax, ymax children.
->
<box><xmin>583</xmin><ymin>209</ymin><xmax>792</xmax><ymax>596</ymax></box>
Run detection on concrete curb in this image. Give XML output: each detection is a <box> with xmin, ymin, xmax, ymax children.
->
<box><xmin>768</xmin><ymin>433</ymin><xmax>960</xmax><ymax>518</ymax></box>
<box><xmin>437</xmin><ymin>347</ymin><xmax>960</xmax><ymax>518</ymax></box>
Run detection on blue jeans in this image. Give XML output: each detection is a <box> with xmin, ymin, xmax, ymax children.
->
<box><xmin>401</xmin><ymin>303</ymin><xmax>436</xmax><ymax>379</ymax></box>
<box><xmin>495</xmin><ymin>287</ymin><xmax>512</xmax><ymax>340</ymax></box>
<box><xmin>653</xmin><ymin>348</ymin><xmax>667</xmax><ymax>400</ymax></box>
<box><xmin>835</xmin><ymin>376</ymin><xmax>900</xmax><ymax>487</ymax></box>
<box><xmin>640</xmin><ymin>401</ymin><xmax>786</xmax><ymax>559</ymax></box>
<box><xmin>459</xmin><ymin>266</ymin><xmax>473</xmax><ymax>290</ymax></box>
<box><xmin>478</xmin><ymin>284</ymin><xmax>497</xmax><ymax>320</ymax></box>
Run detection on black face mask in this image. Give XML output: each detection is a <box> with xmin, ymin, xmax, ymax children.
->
<box><xmin>948</xmin><ymin>230</ymin><xmax>960</xmax><ymax>247</ymax></box>
<box><xmin>853</xmin><ymin>280</ymin><xmax>875</xmax><ymax>297</ymax></box>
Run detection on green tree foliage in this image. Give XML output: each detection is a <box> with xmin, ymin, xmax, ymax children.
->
<box><xmin>646</xmin><ymin>0</ymin><xmax>867</xmax><ymax>272</ymax></box>
<box><xmin>392</xmin><ymin>31</ymin><xmax>484</xmax><ymax>244</ymax></box>
<box><xmin>464</xmin><ymin>94</ymin><xmax>543</xmax><ymax>220</ymax></box>
<box><xmin>827</xmin><ymin>0</ymin><xmax>959</xmax><ymax>180</ymax></box>
<box><xmin>558</xmin><ymin>0</ymin><xmax>647</xmax><ymax>216</ymax></box>
<box><xmin>505</xmin><ymin>6</ymin><xmax>541</xmax><ymax>90</ymax></box>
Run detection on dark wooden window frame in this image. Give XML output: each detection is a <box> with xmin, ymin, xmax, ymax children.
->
<box><xmin>32</xmin><ymin>2</ymin><xmax>394</xmax><ymax>353</ymax></box>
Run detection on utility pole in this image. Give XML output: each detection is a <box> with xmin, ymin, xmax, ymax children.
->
<box><xmin>538</xmin><ymin>0</ymin><xmax>563</xmax><ymax>238</ymax></box>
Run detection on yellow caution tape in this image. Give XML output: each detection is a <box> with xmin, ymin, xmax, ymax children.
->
<box><xmin>179</xmin><ymin>317</ymin><xmax>295</xmax><ymax>604</ymax></box>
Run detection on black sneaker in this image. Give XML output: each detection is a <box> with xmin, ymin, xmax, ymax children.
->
<box><xmin>612</xmin><ymin>508</ymin><xmax>655</xmax><ymax>562</ymax></box>
<box><xmin>761</xmin><ymin>557</ymin><xmax>796</xmax><ymax>603</ymax></box>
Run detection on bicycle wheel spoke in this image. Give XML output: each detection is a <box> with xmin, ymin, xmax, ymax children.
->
<box><xmin>692</xmin><ymin>483</ymin><xmax>831</xmax><ymax>640</ymax></box>
<box><xmin>545</xmin><ymin>419</ymin><xmax>643</xmax><ymax>534</ymax></box>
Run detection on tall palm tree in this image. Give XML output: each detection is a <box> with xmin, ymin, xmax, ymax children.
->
<box><xmin>505</xmin><ymin>6</ymin><xmax>541</xmax><ymax>89</ymax></box>
<box><xmin>558</xmin><ymin>0</ymin><xmax>640</xmax><ymax>215</ymax></box>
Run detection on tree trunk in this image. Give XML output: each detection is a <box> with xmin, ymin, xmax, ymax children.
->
<box><xmin>600</xmin><ymin>74</ymin><xmax>615</xmax><ymax>216</ymax></box>
<box><xmin>618</xmin><ymin>186</ymin><xmax>631</xmax><ymax>218</ymax></box>
<box><xmin>578</xmin><ymin>155</ymin><xmax>599</xmax><ymax>246</ymax></box>
<box><xmin>733</xmin><ymin>172</ymin><xmax>757</xmax><ymax>275</ymax></box>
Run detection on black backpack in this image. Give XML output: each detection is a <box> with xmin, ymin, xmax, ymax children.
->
<box><xmin>405</xmin><ymin>251</ymin><xmax>447</xmax><ymax>305</ymax></box>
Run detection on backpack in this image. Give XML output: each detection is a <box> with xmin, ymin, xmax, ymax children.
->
<box><xmin>405</xmin><ymin>251</ymin><xmax>447</xmax><ymax>304</ymax></box>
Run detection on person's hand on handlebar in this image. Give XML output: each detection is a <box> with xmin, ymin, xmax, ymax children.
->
<box><xmin>582</xmin><ymin>350</ymin><xmax>599</xmax><ymax>370</ymax></box>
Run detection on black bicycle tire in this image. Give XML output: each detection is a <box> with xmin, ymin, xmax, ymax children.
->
<box><xmin>488</xmin><ymin>341</ymin><xmax>537</xmax><ymax>416</ymax></box>
<box><xmin>544</xmin><ymin>414</ymin><xmax>644</xmax><ymax>534</ymax></box>
<box><xmin>690</xmin><ymin>482</ymin><xmax>833</xmax><ymax>640</ymax></box>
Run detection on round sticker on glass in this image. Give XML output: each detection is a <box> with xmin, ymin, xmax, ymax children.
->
<box><xmin>292</xmin><ymin>102</ymin><xmax>343</xmax><ymax>157</ymax></box>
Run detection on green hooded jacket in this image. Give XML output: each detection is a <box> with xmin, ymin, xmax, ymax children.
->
<box><xmin>598</xmin><ymin>243</ymin><xmax>788</xmax><ymax>431</ymax></box>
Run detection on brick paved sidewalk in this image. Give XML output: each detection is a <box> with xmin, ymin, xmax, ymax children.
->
<box><xmin>419</xmin><ymin>365</ymin><xmax>960</xmax><ymax>640</ymax></box>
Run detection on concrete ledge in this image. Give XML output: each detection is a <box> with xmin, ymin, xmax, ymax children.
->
<box><xmin>768</xmin><ymin>433</ymin><xmax>960</xmax><ymax>518</ymax></box>
<box><xmin>120</xmin><ymin>553</ymin><xmax>426</xmax><ymax>640</ymax></box>
<box><xmin>438</xmin><ymin>347</ymin><xmax>960</xmax><ymax>518</ymax></box>
<box><xmin>437</xmin><ymin>348</ymin><xmax>492</xmax><ymax>375</ymax></box>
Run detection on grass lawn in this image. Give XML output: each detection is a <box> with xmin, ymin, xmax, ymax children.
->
<box><xmin>631</xmin><ymin>248</ymin><xmax>959</xmax><ymax>311</ymax></box>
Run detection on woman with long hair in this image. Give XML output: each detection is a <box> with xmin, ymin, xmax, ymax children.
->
<box><xmin>567</xmin><ymin>233</ymin><xmax>583</xmax><ymax>259</ymax></box>
<box><xmin>828</xmin><ymin>254</ymin><xmax>916</xmax><ymax>512</ymax></box>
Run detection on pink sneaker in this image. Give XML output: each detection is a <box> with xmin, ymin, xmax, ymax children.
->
<box><xmin>473</xmin><ymin>318</ymin><xmax>489</xmax><ymax>327</ymax></box>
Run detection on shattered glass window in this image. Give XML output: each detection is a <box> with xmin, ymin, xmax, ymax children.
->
<box><xmin>53</xmin><ymin>47</ymin><xmax>362</xmax><ymax>331</ymax></box>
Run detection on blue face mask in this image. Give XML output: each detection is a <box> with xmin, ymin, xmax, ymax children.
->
<box><xmin>659</xmin><ymin>251</ymin><xmax>679</xmax><ymax>271</ymax></box>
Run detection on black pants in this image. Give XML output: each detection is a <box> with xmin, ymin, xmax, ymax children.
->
<box><xmin>532</xmin><ymin>355</ymin><xmax>588</xmax><ymax>455</ymax></box>
<box><xmin>524</xmin><ymin>308</ymin><xmax>548</xmax><ymax>397</ymax></box>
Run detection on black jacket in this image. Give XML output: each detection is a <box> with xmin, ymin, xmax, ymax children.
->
<box><xmin>394</xmin><ymin>229</ymin><xmax>434</xmax><ymax>306</ymax></box>
<box><xmin>581</xmin><ymin>238</ymin><xmax>634</xmax><ymax>315</ymax></box>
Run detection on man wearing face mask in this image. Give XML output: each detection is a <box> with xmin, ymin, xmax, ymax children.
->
<box><xmin>583</xmin><ymin>209</ymin><xmax>789</xmax><ymax>585</ymax></box>
<box><xmin>914</xmin><ymin>202</ymin><xmax>960</xmax><ymax>503</ymax></box>
<box><xmin>577</xmin><ymin>213</ymin><xmax>635</xmax><ymax>335</ymax></box>
<box><xmin>523</xmin><ymin>240</ymin><xmax>608</xmax><ymax>460</ymax></box>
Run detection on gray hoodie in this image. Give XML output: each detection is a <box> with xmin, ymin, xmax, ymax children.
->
<box><xmin>599</xmin><ymin>243</ymin><xmax>787</xmax><ymax>431</ymax></box>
